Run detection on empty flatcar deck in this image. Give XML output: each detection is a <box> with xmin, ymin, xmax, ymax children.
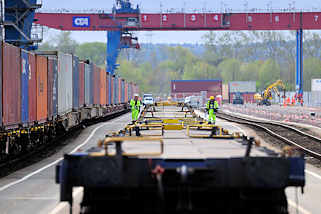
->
<box><xmin>55</xmin><ymin>103</ymin><xmax>305</xmax><ymax>214</ymax></box>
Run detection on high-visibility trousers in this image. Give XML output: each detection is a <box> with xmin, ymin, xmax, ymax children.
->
<box><xmin>208</xmin><ymin>109</ymin><xmax>216</xmax><ymax>123</ymax></box>
<box><xmin>132</xmin><ymin>109</ymin><xmax>139</xmax><ymax>121</ymax></box>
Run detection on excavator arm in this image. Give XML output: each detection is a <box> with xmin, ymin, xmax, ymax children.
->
<box><xmin>258</xmin><ymin>80</ymin><xmax>286</xmax><ymax>106</ymax></box>
<box><xmin>263</xmin><ymin>80</ymin><xmax>285</xmax><ymax>100</ymax></box>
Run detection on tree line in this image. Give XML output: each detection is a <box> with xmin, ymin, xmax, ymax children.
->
<box><xmin>39</xmin><ymin>31</ymin><xmax>321</xmax><ymax>95</ymax></box>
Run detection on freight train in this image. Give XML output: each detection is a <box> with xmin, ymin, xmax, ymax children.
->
<box><xmin>0</xmin><ymin>42</ymin><xmax>139</xmax><ymax>162</ymax></box>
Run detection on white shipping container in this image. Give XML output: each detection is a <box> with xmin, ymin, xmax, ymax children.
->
<box><xmin>229</xmin><ymin>81</ymin><xmax>256</xmax><ymax>93</ymax></box>
<box><xmin>58</xmin><ymin>52</ymin><xmax>73</xmax><ymax>114</ymax></box>
<box><xmin>84</xmin><ymin>63</ymin><xmax>93</xmax><ymax>106</ymax></box>
<box><xmin>311</xmin><ymin>79</ymin><xmax>321</xmax><ymax>91</ymax></box>
<box><xmin>200</xmin><ymin>91</ymin><xmax>207</xmax><ymax>107</ymax></box>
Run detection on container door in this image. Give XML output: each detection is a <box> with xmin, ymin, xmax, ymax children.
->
<box><xmin>3</xmin><ymin>43</ymin><xmax>21</xmax><ymax>127</ymax></box>
<box><xmin>100</xmin><ymin>69</ymin><xmax>106</xmax><ymax>105</ymax></box>
<box><xmin>47</xmin><ymin>58</ymin><xmax>53</xmax><ymax>119</ymax></box>
<box><xmin>52</xmin><ymin>58</ymin><xmax>58</xmax><ymax>116</ymax></box>
<box><xmin>114</xmin><ymin>77</ymin><xmax>118</xmax><ymax>104</ymax></box>
<box><xmin>111</xmin><ymin>77</ymin><xmax>114</xmax><ymax>105</ymax></box>
<box><xmin>21</xmin><ymin>50</ymin><xmax>29</xmax><ymax>124</ymax></box>
<box><xmin>36</xmin><ymin>55</ymin><xmax>48</xmax><ymax>122</ymax></box>
<box><xmin>58</xmin><ymin>53</ymin><xmax>73</xmax><ymax>114</ymax></box>
<box><xmin>47</xmin><ymin>57</ymin><xmax>58</xmax><ymax>118</ymax></box>
<box><xmin>121</xmin><ymin>80</ymin><xmax>125</xmax><ymax>103</ymax></box>
<box><xmin>90</xmin><ymin>64</ymin><xmax>94</xmax><ymax>105</ymax></box>
<box><xmin>125</xmin><ymin>82</ymin><xmax>128</xmax><ymax>103</ymax></box>
<box><xmin>84</xmin><ymin>63</ymin><xmax>94</xmax><ymax>106</ymax></box>
<box><xmin>119</xmin><ymin>79</ymin><xmax>122</xmax><ymax>103</ymax></box>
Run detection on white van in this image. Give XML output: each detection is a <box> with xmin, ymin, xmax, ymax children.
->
<box><xmin>143</xmin><ymin>96</ymin><xmax>154</xmax><ymax>105</ymax></box>
<box><xmin>143</xmin><ymin>94</ymin><xmax>153</xmax><ymax>99</ymax></box>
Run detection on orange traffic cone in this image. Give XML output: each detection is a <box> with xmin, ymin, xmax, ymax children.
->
<box><xmin>286</xmin><ymin>97</ymin><xmax>290</xmax><ymax>105</ymax></box>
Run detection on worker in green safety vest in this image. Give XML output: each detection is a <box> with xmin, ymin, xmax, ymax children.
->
<box><xmin>206</xmin><ymin>96</ymin><xmax>219</xmax><ymax>124</ymax></box>
<box><xmin>130</xmin><ymin>94</ymin><xmax>141</xmax><ymax>122</ymax></box>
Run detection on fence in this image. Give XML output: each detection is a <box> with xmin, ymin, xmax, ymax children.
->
<box><xmin>271</xmin><ymin>91</ymin><xmax>321</xmax><ymax>107</ymax></box>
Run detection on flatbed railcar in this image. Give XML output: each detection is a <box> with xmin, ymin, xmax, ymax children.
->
<box><xmin>56</xmin><ymin>101</ymin><xmax>305</xmax><ymax>214</ymax></box>
<box><xmin>0</xmin><ymin>42</ymin><xmax>139</xmax><ymax>163</ymax></box>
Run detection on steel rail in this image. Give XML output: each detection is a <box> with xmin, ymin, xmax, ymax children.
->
<box><xmin>217</xmin><ymin>112</ymin><xmax>321</xmax><ymax>160</ymax></box>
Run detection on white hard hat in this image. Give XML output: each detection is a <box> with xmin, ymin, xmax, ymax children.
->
<box><xmin>134</xmin><ymin>93</ymin><xmax>139</xmax><ymax>97</ymax></box>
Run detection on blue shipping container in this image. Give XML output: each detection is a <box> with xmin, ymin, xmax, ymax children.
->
<box><xmin>114</xmin><ymin>76</ymin><xmax>118</xmax><ymax>104</ymax></box>
<box><xmin>108</xmin><ymin>74</ymin><xmax>111</xmax><ymax>105</ymax></box>
<box><xmin>21</xmin><ymin>50</ymin><xmax>29</xmax><ymax>124</ymax></box>
<box><xmin>128</xmin><ymin>83</ymin><xmax>132</xmax><ymax>101</ymax></box>
<box><xmin>72</xmin><ymin>56</ymin><xmax>80</xmax><ymax>109</ymax></box>
<box><xmin>121</xmin><ymin>79</ymin><xmax>125</xmax><ymax>103</ymax></box>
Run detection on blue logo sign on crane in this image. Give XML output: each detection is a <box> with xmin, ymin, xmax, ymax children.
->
<box><xmin>72</xmin><ymin>17</ymin><xmax>90</xmax><ymax>27</ymax></box>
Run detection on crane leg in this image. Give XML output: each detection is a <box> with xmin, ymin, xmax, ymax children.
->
<box><xmin>296</xmin><ymin>29</ymin><xmax>303</xmax><ymax>105</ymax></box>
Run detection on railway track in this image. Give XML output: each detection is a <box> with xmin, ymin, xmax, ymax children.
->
<box><xmin>217</xmin><ymin>111</ymin><xmax>321</xmax><ymax>160</ymax></box>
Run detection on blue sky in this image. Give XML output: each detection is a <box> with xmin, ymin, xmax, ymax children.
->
<box><xmin>40</xmin><ymin>0</ymin><xmax>321</xmax><ymax>44</ymax></box>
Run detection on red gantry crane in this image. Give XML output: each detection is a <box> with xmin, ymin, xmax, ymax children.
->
<box><xmin>34</xmin><ymin>1</ymin><xmax>321</xmax><ymax>103</ymax></box>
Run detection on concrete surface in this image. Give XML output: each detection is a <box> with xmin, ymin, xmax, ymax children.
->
<box><xmin>0</xmin><ymin>107</ymin><xmax>320</xmax><ymax>214</ymax></box>
<box><xmin>0</xmin><ymin>114</ymin><xmax>131</xmax><ymax>214</ymax></box>
<box><xmin>217</xmin><ymin>108</ymin><xmax>321</xmax><ymax>214</ymax></box>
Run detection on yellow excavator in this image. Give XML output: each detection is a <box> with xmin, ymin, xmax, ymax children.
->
<box><xmin>254</xmin><ymin>80</ymin><xmax>286</xmax><ymax>106</ymax></box>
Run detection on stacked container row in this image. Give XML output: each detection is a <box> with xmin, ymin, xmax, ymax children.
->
<box><xmin>1</xmin><ymin>41</ymin><xmax>139</xmax><ymax>128</ymax></box>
